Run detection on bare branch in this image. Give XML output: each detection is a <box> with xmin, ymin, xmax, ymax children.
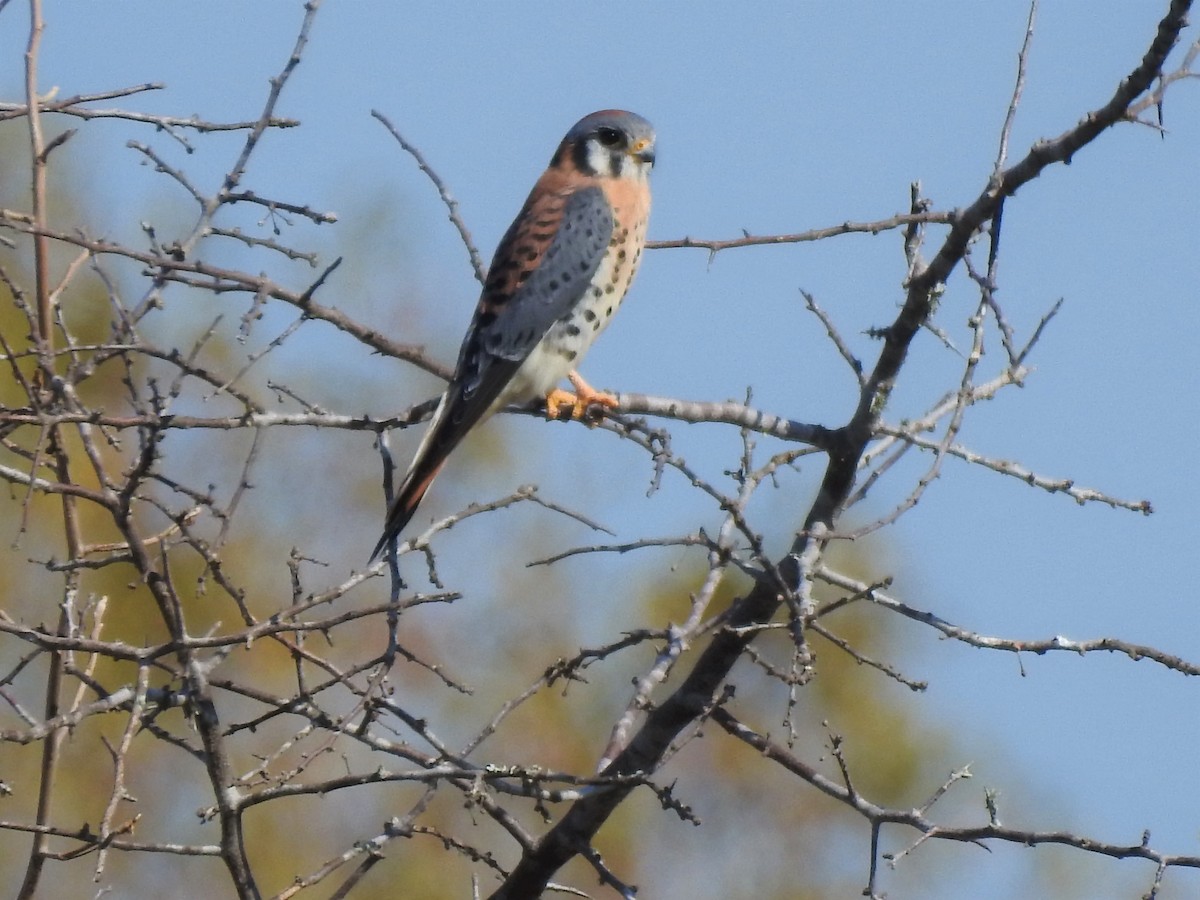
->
<box><xmin>818</xmin><ymin>567</ymin><xmax>1200</xmax><ymax>676</ymax></box>
<box><xmin>646</xmin><ymin>210</ymin><xmax>957</xmax><ymax>253</ymax></box>
<box><xmin>711</xmin><ymin>709</ymin><xmax>1200</xmax><ymax>894</ymax></box>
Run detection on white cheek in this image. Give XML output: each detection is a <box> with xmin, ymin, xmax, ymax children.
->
<box><xmin>586</xmin><ymin>140</ymin><xmax>610</xmax><ymax>176</ymax></box>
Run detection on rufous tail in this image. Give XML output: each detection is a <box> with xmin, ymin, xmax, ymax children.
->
<box><xmin>370</xmin><ymin>454</ymin><xmax>446</xmax><ymax>561</ymax></box>
<box><xmin>370</xmin><ymin>393</ymin><xmax>456</xmax><ymax>561</ymax></box>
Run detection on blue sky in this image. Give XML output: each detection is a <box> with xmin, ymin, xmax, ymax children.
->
<box><xmin>3</xmin><ymin>2</ymin><xmax>1199</xmax><ymax>898</ymax></box>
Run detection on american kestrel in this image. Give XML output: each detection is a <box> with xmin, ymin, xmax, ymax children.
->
<box><xmin>372</xmin><ymin>109</ymin><xmax>656</xmax><ymax>560</ymax></box>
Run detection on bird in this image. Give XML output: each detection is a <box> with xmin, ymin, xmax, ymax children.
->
<box><xmin>371</xmin><ymin>109</ymin><xmax>656</xmax><ymax>561</ymax></box>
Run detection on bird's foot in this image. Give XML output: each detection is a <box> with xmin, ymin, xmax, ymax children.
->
<box><xmin>546</xmin><ymin>372</ymin><xmax>618</xmax><ymax>422</ymax></box>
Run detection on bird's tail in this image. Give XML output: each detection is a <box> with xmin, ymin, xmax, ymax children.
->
<box><xmin>370</xmin><ymin>394</ymin><xmax>453</xmax><ymax>562</ymax></box>
<box><xmin>370</xmin><ymin>456</ymin><xmax>446</xmax><ymax>561</ymax></box>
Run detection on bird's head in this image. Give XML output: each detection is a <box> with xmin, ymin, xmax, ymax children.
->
<box><xmin>554</xmin><ymin>109</ymin><xmax>656</xmax><ymax>180</ymax></box>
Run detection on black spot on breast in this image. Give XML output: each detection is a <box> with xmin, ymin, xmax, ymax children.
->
<box><xmin>565</xmin><ymin>323</ymin><xmax>581</xmax><ymax>337</ymax></box>
<box><xmin>583</xmin><ymin>309</ymin><xmax>597</xmax><ymax>322</ymax></box>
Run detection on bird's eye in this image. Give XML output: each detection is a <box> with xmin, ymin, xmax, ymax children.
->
<box><xmin>595</xmin><ymin>127</ymin><xmax>623</xmax><ymax>147</ymax></box>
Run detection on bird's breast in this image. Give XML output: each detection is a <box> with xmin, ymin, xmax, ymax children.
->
<box><xmin>488</xmin><ymin>178</ymin><xmax>650</xmax><ymax>413</ymax></box>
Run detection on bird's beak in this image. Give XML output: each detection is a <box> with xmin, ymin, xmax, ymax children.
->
<box><xmin>630</xmin><ymin>138</ymin><xmax>656</xmax><ymax>166</ymax></box>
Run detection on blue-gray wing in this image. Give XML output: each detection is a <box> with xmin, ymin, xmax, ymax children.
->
<box><xmin>475</xmin><ymin>184</ymin><xmax>614</xmax><ymax>362</ymax></box>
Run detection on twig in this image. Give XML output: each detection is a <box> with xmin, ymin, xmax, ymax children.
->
<box><xmin>371</xmin><ymin>109</ymin><xmax>486</xmax><ymax>284</ymax></box>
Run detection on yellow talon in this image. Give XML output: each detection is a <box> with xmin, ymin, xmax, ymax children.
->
<box><xmin>545</xmin><ymin>372</ymin><xmax>619</xmax><ymax>421</ymax></box>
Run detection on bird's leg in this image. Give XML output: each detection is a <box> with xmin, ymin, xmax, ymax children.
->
<box><xmin>545</xmin><ymin>370</ymin><xmax>619</xmax><ymax>421</ymax></box>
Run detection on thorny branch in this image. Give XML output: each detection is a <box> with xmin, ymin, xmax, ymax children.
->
<box><xmin>710</xmin><ymin>708</ymin><xmax>1200</xmax><ymax>899</ymax></box>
